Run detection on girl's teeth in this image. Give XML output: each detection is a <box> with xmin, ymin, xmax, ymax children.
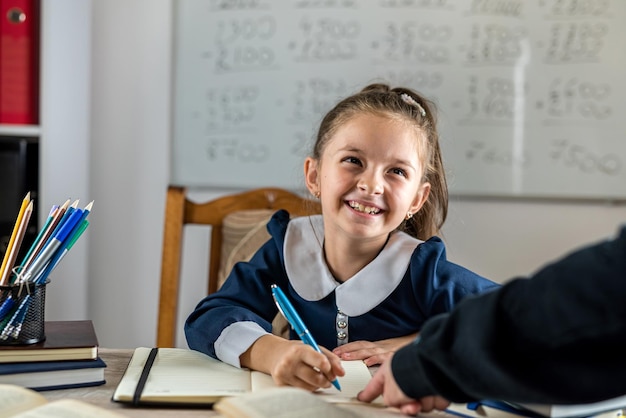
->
<box><xmin>349</xmin><ymin>201</ymin><xmax>379</xmax><ymax>214</ymax></box>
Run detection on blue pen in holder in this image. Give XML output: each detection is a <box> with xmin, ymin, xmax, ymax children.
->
<box><xmin>0</xmin><ymin>280</ymin><xmax>49</xmax><ymax>345</ymax></box>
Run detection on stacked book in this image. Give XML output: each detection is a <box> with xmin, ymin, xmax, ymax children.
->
<box><xmin>0</xmin><ymin>320</ymin><xmax>105</xmax><ymax>390</ymax></box>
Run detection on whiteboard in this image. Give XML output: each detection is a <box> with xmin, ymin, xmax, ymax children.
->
<box><xmin>171</xmin><ymin>0</ymin><xmax>626</xmax><ymax>200</ymax></box>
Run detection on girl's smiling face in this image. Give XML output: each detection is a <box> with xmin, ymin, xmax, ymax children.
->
<box><xmin>305</xmin><ymin>113</ymin><xmax>430</xmax><ymax>246</ymax></box>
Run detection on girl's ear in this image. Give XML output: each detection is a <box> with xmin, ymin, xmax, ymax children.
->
<box><xmin>304</xmin><ymin>157</ymin><xmax>320</xmax><ymax>197</ymax></box>
<box><xmin>410</xmin><ymin>182</ymin><xmax>431</xmax><ymax>215</ymax></box>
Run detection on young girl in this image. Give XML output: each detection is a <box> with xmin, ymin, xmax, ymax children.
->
<box><xmin>185</xmin><ymin>83</ymin><xmax>499</xmax><ymax>392</ymax></box>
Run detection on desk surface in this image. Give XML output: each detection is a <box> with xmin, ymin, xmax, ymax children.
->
<box><xmin>40</xmin><ymin>348</ymin><xmax>404</xmax><ymax>417</ymax></box>
<box><xmin>41</xmin><ymin>348</ymin><xmax>214</xmax><ymax>417</ymax></box>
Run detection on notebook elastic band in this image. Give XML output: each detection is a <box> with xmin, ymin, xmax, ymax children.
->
<box><xmin>133</xmin><ymin>347</ymin><xmax>158</xmax><ymax>405</ymax></box>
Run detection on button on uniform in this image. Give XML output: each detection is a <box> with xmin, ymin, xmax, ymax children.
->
<box><xmin>335</xmin><ymin>310</ymin><xmax>349</xmax><ymax>346</ymax></box>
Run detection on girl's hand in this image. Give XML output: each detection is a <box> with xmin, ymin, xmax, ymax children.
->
<box><xmin>332</xmin><ymin>334</ymin><xmax>418</xmax><ymax>366</ymax></box>
<box><xmin>241</xmin><ymin>335</ymin><xmax>344</xmax><ymax>392</ymax></box>
<box><xmin>270</xmin><ymin>342</ymin><xmax>345</xmax><ymax>391</ymax></box>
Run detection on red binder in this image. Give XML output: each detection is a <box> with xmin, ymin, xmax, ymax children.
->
<box><xmin>0</xmin><ymin>0</ymin><xmax>39</xmax><ymax>125</ymax></box>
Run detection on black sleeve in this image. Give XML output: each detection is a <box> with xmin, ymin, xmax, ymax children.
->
<box><xmin>392</xmin><ymin>225</ymin><xmax>626</xmax><ymax>405</ymax></box>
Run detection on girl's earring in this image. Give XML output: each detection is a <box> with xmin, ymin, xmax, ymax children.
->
<box><xmin>406</xmin><ymin>212</ymin><xmax>413</xmax><ymax>220</ymax></box>
<box><xmin>314</xmin><ymin>191</ymin><xmax>320</xmax><ymax>199</ymax></box>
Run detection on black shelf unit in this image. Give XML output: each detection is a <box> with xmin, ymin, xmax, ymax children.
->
<box><xmin>0</xmin><ymin>135</ymin><xmax>39</xmax><ymax>262</ymax></box>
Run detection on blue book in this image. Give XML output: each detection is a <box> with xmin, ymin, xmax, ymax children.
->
<box><xmin>515</xmin><ymin>398</ymin><xmax>626</xmax><ymax>418</ymax></box>
<box><xmin>0</xmin><ymin>357</ymin><xmax>106</xmax><ymax>391</ymax></box>
<box><xmin>466</xmin><ymin>399</ymin><xmax>626</xmax><ymax>418</ymax></box>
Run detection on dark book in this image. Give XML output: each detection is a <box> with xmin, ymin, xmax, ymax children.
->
<box><xmin>0</xmin><ymin>320</ymin><xmax>98</xmax><ymax>363</ymax></box>
<box><xmin>0</xmin><ymin>357</ymin><xmax>106</xmax><ymax>391</ymax></box>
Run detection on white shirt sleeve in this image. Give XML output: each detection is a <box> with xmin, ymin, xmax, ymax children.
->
<box><xmin>214</xmin><ymin>321</ymin><xmax>270</xmax><ymax>368</ymax></box>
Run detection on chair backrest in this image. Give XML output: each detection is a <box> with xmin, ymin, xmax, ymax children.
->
<box><xmin>157</xmin><ymin>185</ymin><xmax>321</xmax><ymax>347</ymax></box>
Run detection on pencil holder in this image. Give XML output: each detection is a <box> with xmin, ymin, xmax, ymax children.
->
<box><xmin>0</xmin><ymin>280</ymin><xmax>48</xmax><ymax>345</ymax></box>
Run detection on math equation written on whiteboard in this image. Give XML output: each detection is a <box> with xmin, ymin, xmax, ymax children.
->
<box><xmin>172</xmin><ymin>0</ymin><xmax>626</xmax><ymax>199</ymax></box>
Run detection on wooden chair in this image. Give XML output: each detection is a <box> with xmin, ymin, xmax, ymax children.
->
<box><xmin>157</xmin><ymin>186</ymin><xmax>321</xmax><ymax>347</ymax></box>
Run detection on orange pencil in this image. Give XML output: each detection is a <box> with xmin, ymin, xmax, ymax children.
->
<box><xmin>20</xmin><ymin>199</ymin><xmax>70</xmax><ymax>274</ymax></box>
<box><xmin>0</xmin><ymin>192</ymin><xmax>31</xmax><ymax>285</ymax></box>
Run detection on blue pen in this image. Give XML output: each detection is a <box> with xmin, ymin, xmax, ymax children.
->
<box><xmin>36</xmin><ymin>201</ymin><xmax>93</xmax><ymax>283</ymax></box>
<box><xmin>270</xmin><ymin>284</ymin><xmax>341</xmax><ymax>391</ymax></box>
<box><xmin>24</xmin><ymin>208</ymin><xmax>84</xmax><ymax>283</ymax></box>
<box><xmin>468</xmin><ymin>401</ymin><xmax>543</xmax><ymax>418</ymax></box>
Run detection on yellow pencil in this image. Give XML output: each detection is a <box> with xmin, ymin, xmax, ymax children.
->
<box><xmin>0</xmin><ymin>201</ymin><xmax>34</xmax><ymax>285</ymax></box>
<box><xmin>0</xmin><ymin>192</ymin><xmax>31</xmax><ymax>285</ymax></box>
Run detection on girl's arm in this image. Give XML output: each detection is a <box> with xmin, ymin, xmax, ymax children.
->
<box><xmin>184</xmin><ymin>235</ymin><xmax>286</xmax><ymax>364</ymax></box>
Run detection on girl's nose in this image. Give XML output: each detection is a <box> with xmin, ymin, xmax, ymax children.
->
<box><xmin>357</xmin><ymin>172</ymin><xmax>383</xmax><ymax>195</ymax></box>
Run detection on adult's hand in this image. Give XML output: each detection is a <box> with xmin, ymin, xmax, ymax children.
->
<box><xmin>357</xmin><ymin>355</ymin><xmax>450</xmax><ymax>416</ymax></box>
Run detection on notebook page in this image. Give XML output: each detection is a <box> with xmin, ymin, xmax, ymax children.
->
<box><xmin>144</xmin><ymin>348</ymin><xmax>252</xmax><ymax>398</ymax></box>
<box><xmin>316</xmin><ymin>360</ymin><xmax>383</xmax><ymax>405</ymax></box>
<box><xmin>113</xmin><ymin>347</ymin><xmax>252</xmax><ymax>403</ymax></box>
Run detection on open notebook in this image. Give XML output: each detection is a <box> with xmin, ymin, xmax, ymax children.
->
<box><xmin>112</xmin><ymin>347</ymin><xmax>383</xmax><ymax>406</ymax></box>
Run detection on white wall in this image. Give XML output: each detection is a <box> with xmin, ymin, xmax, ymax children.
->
<box><xmin>443</xmin><ymin>198</ymin><xmax>624</xmax><ymax>281</ymax></box>
<box><xmin>39</xmin><ymin>0</ymin><xmax>91</xmax><ymax>320</ymax></box>
<box><xmin>87</xmin><ymin>0</ymin><xmax>172</xmax><ymax>347</ymax></box>
<box><xmin>43</xmin><ymin>1</ymin><xmax>626</xmax><ymax>348</ymax></box>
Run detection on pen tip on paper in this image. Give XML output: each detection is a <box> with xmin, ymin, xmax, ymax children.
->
<box><xmin>332</xmin><ymin>379</ymin><xmax>341</xmax><ymax>391</ymax></box>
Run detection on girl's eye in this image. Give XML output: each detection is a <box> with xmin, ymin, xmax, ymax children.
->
<box><xmin>391</xmin><ymin>167</ymin><xmax>407</xmax><ymax>177</ymax></box>
<box><xmin>342</xmin><ymin>156</ymin><xmax>362</xmax><ymax>166</ymax></box>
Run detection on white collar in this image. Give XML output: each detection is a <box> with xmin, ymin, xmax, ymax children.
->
<box><xmin>284</xmin><ymin>215</ymin><xmax>421</xmax><ymax>316</ymax></box>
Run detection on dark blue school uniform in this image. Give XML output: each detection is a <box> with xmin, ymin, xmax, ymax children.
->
<box><xmin>185</xmin><ymin>210</ymin><xmax>498</xmax><ymax>367</ymax></box>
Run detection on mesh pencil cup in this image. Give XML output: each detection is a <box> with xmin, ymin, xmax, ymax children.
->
<box><xmin>0</xmin><ymin>280</ymin><xmax>48</xmax><ymax>345</ymax></box>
